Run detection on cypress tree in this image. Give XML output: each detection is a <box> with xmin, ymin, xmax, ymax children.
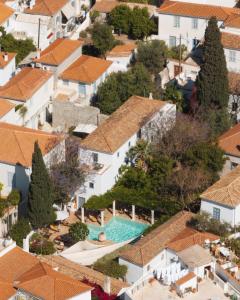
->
<box><xmin>196</xmin><ymin>17</ymin><xmax>228</xmax><ymax>109</ymax></box>
<box><xmin>28</xmin><ymin>141</ymin><xmax>56</xmax><ymax>228</ymax></box>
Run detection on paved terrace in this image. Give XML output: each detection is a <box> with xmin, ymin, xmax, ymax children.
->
<box><xmin>131</xmin><ymin>279</ymin><xmax>228</xmax><ymax>300</ymax></box>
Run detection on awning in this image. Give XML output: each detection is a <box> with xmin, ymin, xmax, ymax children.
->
<box><xmin>61</xmin><ymin>3</ymin><xmax>75</xmax><ymax>20</ymax></box>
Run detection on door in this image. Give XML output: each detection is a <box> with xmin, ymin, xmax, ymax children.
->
<box><xmin>78</xmin><ymin>196</ymin><xmax>85</xmax><ymax>209</ymax></box>
<box><xmin>174</xmin><ymin>65</ymin><xmax>183</xmax><ymax>77</ymax></box>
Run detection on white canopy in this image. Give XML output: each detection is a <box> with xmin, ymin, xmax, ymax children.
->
<box><xmin>74</xmin><ymin>124</ymin><xmax>97</xmax><ymax>134</ymax></box>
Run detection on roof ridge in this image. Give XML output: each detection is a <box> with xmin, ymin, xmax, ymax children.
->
<box><xmin>12</xmin><ymin>130</ymin><xmax>29</xmax><ymax>166</ymax></box>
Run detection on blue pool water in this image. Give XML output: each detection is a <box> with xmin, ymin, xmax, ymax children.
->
<box><xmin>87</xmin><ymin>216</ymin><xmax>148</xmax><ymax>243</ymax></box>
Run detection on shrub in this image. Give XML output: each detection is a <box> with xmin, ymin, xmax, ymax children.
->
<box><xmin>90</xmin><ymin>10</ymin><xmax>100</xmax><ymax>23</ymax></box>
<box><xmin>188</xmin><ymin>212</ymin><xmax>231</xmax><ymax>237</ymax></box>
<box><xmin>30</xmin><ymin>234</ymin><xmax>55</xmax><ymax>255</ymax></box>
<box><xmin>7</xmin><ymin>189</ymin><xmax>20</xmax><ymax>206</ymax></box>
<box><xmin>69</xmin><ymin>222</ymin><xmax>89</xmax><ymax>243</ymax></box>
<box><xmin>80</xmin><ymin>30</ymin><xmax>87</xmax><ymax>38</ymax></box>
<box><xmin>93</xmin><ymin>259</ymin><xmax>127</xmax><ymax>279</ymax></box>
<box><xmin>9</xmin><ymin>218</ymin><xmax>31</xmax><ymax>247</ymax></box>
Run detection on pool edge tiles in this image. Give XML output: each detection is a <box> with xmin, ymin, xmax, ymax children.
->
<box><xmin>87</xmin><ymin>216</ymin><xmax>149</xmax><ymax>243</ymax></box>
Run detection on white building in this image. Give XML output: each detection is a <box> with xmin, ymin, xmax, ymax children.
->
<box><xmin>0</xmin><ymin>3</ymin><xmax>15</xmax><ymax>33</ymax></box>
<box><xmin>0</xmin><ymin>67</ymin><xmax>54</xmax><ymax>129</ymax></box>
<box><xmin>58</xmin><ymin>55</ymin><xmax>114</xmax><ymax>106</ymax></box>
<box><xmin>33</xmin><ymin>38</ymin><xmax>83</xmax><ymax>85</ymax></box>
<box><xmin>76</xmin><ymin>95</ymin><xmax>176</xmax><ymax>208</ymax></box>
<box><xmin>0</xmin><ymin>122</ymin><xmax>63</xmax><ymax>199</ymax></box>
<box><xmin>119</xmin><ymin>211</ymin><xmax>218</xmax><ymax>299</ymax></box>
<box><xmin>0</xmin><ymin>240</ymin><xmax>92</xmax><ymax>299</ymax></box>
<box><xmin>0</xmin><ymin>52</ymin><xmax>16</xmax><ymax>86</ymax></box>
<box><xmin>201</xmin><ymin>165</ymin><xmax>240</xmax><ymax>227</ymax></box>
<box><xmin>106</xmin><ymin>42</ymin><xmax>137</xmax><ymax>70</ymax></box>
<box><xmin>13</xmin><ymin>0</ymin><xmax>78</xmax><ymax>50</ymax></box>
<box><xmin>218</xmin><ymin>123</ymin><xmax>240</xmax><ymax>170</ymax></box>
<box><xmin>174</xmin><ymin>0</ymin><xmax>236</xmax><ymax>7</ymax></box>
<box><xmin>222</xmin><ymin>32</ymin><xmax>240</xmax><ymax>73</ymax></box>
<box><xmin>156</xmin><ymin>1</ymin><xmax>240</xmax><ymax>53</ymax></box>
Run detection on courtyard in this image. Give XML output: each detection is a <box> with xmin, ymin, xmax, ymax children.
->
<box><xmin>131</xmin><ymin>279</ymin><xmax>228</xmax><ymax>300</ymax></box>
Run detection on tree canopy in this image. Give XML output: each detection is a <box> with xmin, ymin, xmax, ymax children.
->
<box><xmin>136</xmin><ymin>40</ymin><xmax>167</xmax><ymax>76</ymax></box>
<box><xmin>0</xmin><ymin>27</ymin><xmax>36</xmax><ymax>64</ymax></box>
<box><xmin>92</xmin><ymin>23</ymin><xmax>115</xmax><ymax>57</ymax></box>
<box><xmin>28</xmin><ymin>142</ymin><xmax>56</xmax><ymax>228</ymax></box>
<box><xmin>108</xmin><ymin>5</ymin><xmax>156</xmax><ymax>39</ymax></box>
<box><xmin>95</xmin><ymin>63</ymin><xmax>153</xmax><ymax>114</ymax></box>
<box><xmin>196</xmin><ymin>17</ymin><xmax>228</xmax><ymax>109</ymax></box>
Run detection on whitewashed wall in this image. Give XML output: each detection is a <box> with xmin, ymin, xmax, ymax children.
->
<box><xmin>201</xmin><ymin>199</ymin><xmax>240</xmax><ymax>226</ymax></box>
<box><xmin>0</xmin><ymin>56</ymin><xmax>16</xmax><ymax>86</ymax></box>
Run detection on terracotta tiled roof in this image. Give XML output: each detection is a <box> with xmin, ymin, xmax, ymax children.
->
<box><xmin>0</xmin><ymin>98</ymin><xmax>15</xmax><ymax>118</ymax></box>
<box><xmin>119</xmin><ymin>211</ymin><xmax>194</xmax><ymax>266</ymax></box>
<box><xmin>60</xmin><ymin>55</ymin><xmax>112</xmax><ymax>84</ymax></box>
<box><xmin>92</xmin><ymin>0</ymin><xmax>119</xmax><ymax>13</ymax></box>
<box><xmin>168</xmin><ymin>228</ymin><xmax>219</xmax><ymax>252</ymax></box>
<box><xmin>34</xmin><ymin>38</ymin><xmax>83</xmax><ymax>66</ymax></box>
<box><xmin>0</xmin><ymin>3</ymin><xmax>14</xmax><ymax>25</ymax></box>
<box><xmin>38</xmin><ymin>255</ymin><xmax>129</xmax><ymax>295</ymax></box>
<box><xmin>92</xmin><ymin>0</ymin><xmax>155</xmax><ymax>14</ymax></box>
<box><xmin>0</xmin><ymin>67</ymin><xmax>52</xmax><ymax>102</ymax></box>
<box><xmin>221</xmin><ymin>32</ymin><xmax>240</xmax><ymax>50</ymax></box>
<box><xmin>80</xmin><ymin>96</ymin><xmax>167</xmax><ymax>154</ymax></box>
<box><xmin>14</xmin><ymin>262</ymin><xmax>91</xmax><ymax>300</ymax></box>
<box><xmin>0</xmin><ymin>52</ymin><xmax>16</xmax><ymax>68</ymax></box>
<box><xmin>175</xmin><ymin>272</ymin><xmax>196</xmax><ymax>286</ymax></box>
<box><xmin>24</xmin><ymin>0</ymin><xmax>68</xmax><ymax>16</ymax></box>
<box><xmin>158</xmin><ymin>0</ymin><xmax>240</xmax><ymax>26</ymax></box>
<box><xmin>218</xmin><ymin>122</ymin><xmax>240</xmax><ymax>157</ymax></box>
<box><xmin>0</xmin><ymin>247</ymin><xmax>39</xmax><ymax>283</ymax></box>
<box><xmin>0</xmin><ymin>122</ymin><xmax>61</xmax><ymax>167</ymax></box>
<box><xmin>0</xmin><ymin>277</ymin><xmax>16</xmax><ymax>300</ymax></box>
<box><xmin>228</xmin><ymin>72</ymin><xmax>240</xmax><ymax>94</ymax></box>
<box><xmin>201</xmin><ymin>165</ymin><xmax>240</xmax><ymax>207</ymax></box>
<box><xmin>107</xmin><ymin>42</ymin><xmax>136</xmax><ymax>57</ymax></box>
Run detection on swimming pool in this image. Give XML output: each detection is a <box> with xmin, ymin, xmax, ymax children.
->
<box><xmin>87</xmin><ymin>216</ymin><xmax>148</xmax><ymax>243</ymax></box>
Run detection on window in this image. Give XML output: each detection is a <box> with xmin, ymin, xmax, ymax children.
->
<box><xmin>63</xmin><ymin>80</ymin><xmax>69</xmax><ymax>86</ymax></box>
<box><xmin>169</xmin><ymin>36</ymin><xmax>177</xmax><ymax>48</ymax></box>
<box><xmin>89</xmin><ymin>182</ymin><xmax>94</xmax><ymax>189</ymax></box>
<box><xmin>117</xmin><ymin>152</ymin><xmax>120</xmax><ymax>157</ymax></box>
<box><xmin>128</xmin><ymin>141</ymin><xmax>131</xmax><ymax>147</ymax></box>
<box><xmin>173</xmin><ymin>16</ymin><xmax>180</xmax><ymax>28</ymax></box>
<box><xmin>147</xmin><ymin>265</ymin><xmax>150</xmax><ymax>271</ymax></box>
<box><xmin>92</xmin><ymin>152</ymin><xmax>98</xmax><ymax>163</ymax></box>
<box><xmin>79</xmin><ymin>84</ymin><xmax>86</xmax><ymax>96</ymax></box>
<box><xmin>229</xmin><ymin>50</ymin><xmax>236</xmax><ymax>62</ymax></box>
<box><xmin>93</xmin><ymin>82</ymin><xmax>97</xmax><ymax>93</ymax></box>
<box><xmin>213</xmin><ymin>207</ymin><xmax>221</xmax><ymax>220</ymax></box>
<box><xmin>192</xmin><ymin>38</ymin><xmax>199</xmax><ymax>49</ymax></box>
<box><xmin>137</xmin><ymin>129</ymin><xmax>142</xmax><ymax>139</ymax></box>
<box><xmin>192</xmin><ymin>18</ymin><xmax>198</xmax><ymax>29</ymax></box>
<box><xmin>7</xmin><ymin>172</ymin><xmax>15</xmax><ymax>188</ymax></box>
<box><xmin>231</xmin><ymin>162</ymin><xmax>238</xmax><ymax>170</ymax></box>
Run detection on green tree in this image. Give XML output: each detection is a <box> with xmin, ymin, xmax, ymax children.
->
<box><xmin>163</xmin><ymin>82</ymin><xmax>184</xmax><ymax>111</ymax></box>
<box><xmin>96</xmin><ymin>63</ymin><xmax>153</xmax><ymax>114</ymax></box>
<box><xmin>137</xmin><ymin>40</ymin><xmax>167</xmax><ymax>76</ymax></box>
<box><xmin>129</xmin><ymin>7</ymin><xmax>156</xmax><ymax>39</ymax></box>
<box><xmin>109</xmin><ymin>5</ymin><xmax>132</xmax><ymax>34</ymax></box>
<box><xmin>28</xmin><ymin>142</ymin><xmax>56</xmax><ymax>228</ymax></box>
<box><xmin>7</xmin><ymin>189</ymin><xmax>20</xmax><ymax>206</ymax></box>
<box><xmin>196</xmin><ymin>17</ymin><xmax>228</xmax><ymax>109</ymax></box>
<box><xmin>69</xmin><ymin>222</ymin><xmax>89</xmax><ymax>242</ymax></box>
<box><xmin>9</xmin><ymin>218</ymin><xmax>31</xmax><ymax>247</ymax></box>
<box><xmin>92</xmin><ymin>23</ymin><xmax>115</xmax><ymax>57</ymax></box>
<box><xmin>0</xmin><ymin>27</ymin><xmax>36</xmax><ymax>64</ymax></box>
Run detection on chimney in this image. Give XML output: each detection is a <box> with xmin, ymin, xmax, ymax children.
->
<box><xmin>149</xmin><ymin>93</ymin><xmax>153</xmax><ymax>100</ymax></box>
<box><xmin>36</xmin><ymin>48</ymin><xmax>41</xmax><ymax>59</ymax></box>
<box><xmin>3</xmin><ymin>52</ymin><xmax>8</xmax><ymax>62</ymax></box>
<box><xmin>103</xmin><ymin>276</ymin><xmax>111</xmax><ymax>295</ymax></box>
